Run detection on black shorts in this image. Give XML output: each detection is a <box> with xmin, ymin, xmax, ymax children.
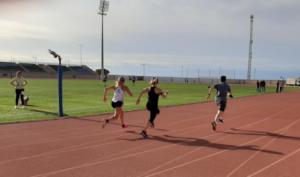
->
<box><xmin>216</xmin><ymin>100</ymin><xmax>227</xmax><ymax>112</ymax></box>
<box><xmin>146</xmin><ymin>103</ymin><xmax>160</xmax><ymax>114</ymax></box>
<box><xmin>111</xmin><ymin>101</ymin><xmax>123</xmax><ymax>108</ymax></box>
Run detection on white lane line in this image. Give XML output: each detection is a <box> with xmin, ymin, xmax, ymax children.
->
<box><xmin>246</xmin><ymin>124</ymin><xmax>300</xmax><ymax>177</ymax></box>
<box><xmin>247</xmin><ymin>147</ymin><xmax>300</xmax><ymax>177</ymax></box>
<box><xmin>226</xmin><ymin>119</ymin><xmax>298</xmax><ymax>177</ymax></box>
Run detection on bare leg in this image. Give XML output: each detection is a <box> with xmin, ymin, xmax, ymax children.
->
<box><xmin>141</xmin><ymin>110</ymin><xmax>157</xmax><ymax>138</ymax></box>
<box><xmin>102</xmin><ymin>109</ymin><xmax>120</xmax><ymax>128</ymax></box>
<box><xmin>214</xmin><ymin>110</ymin><xmax>224</xmax><ymax>123</ymax></box>
<box><xmin>119</xmin><ymin>108</ymin><xmax>127</xmax><ymax>128</ymax></box>
<box><xmin>143</xmin><ymin>121</ymin><xmax>152</xmax><ymax>132</ymax></box>
<box><xmin>211</xmin><ymin>109</ymin><xmax>224</xmax><ymax>131</ymax></box>
<box><xmin>141</xmin><ymin>122</ymin><xmax>151</xmax><ymax>138</ymax></box>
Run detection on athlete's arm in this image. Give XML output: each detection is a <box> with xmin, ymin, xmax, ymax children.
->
<box><xmin>9</xmin><ymin>78</ymin><xmax>16</xmax><ymax>87</ymax></box>
<box><xmin>124</xmin><ymin>86</ymin><xmax>133</xmax><ymax>97</ymax></box>
<box><xmin>136</xmin><ymin>88</ymin><xmax>149</xmax><ymax>105</ymax></box>
<box><xmin>228</xmin><ymin>86</ymin><xmax>234</xmax><ymax>98</ymax></box>
<box><xmin>155</xmin><ymin>88</ymin><xmax>168</xmax><ymax>98</ymax></box>
<box><xmin>207</xmin><ymin>86</ymin><xmax>213</xmax><ymax>100</ymax></box>
<box><xmin>23</xmin><ymin>79</ymin><xmax>28</xmax><ymax>86</ymax></box>
<box><xmin>103</xmin><ymin>86</ymin><xmax>115</xmax><ymax>102</ymax></box>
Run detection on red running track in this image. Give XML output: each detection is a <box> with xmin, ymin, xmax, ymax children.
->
<box><xmin>0</xmin><ymin>92</ymin><xmax>300</xmax><ymax>177</ymax></box>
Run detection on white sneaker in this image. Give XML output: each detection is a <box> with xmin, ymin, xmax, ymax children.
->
<box><xmin>21</xmin><ymin>106</ymin><xmax>25</xmax><ymax>109</ymax></box>
<box><xmin>14</xmin><ymin>106</ymin><xmax>18</xmax><ymax>109</ymax></box>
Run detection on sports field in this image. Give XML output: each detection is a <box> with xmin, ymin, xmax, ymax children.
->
<box><xmin>0</xmin><ymin>79</ymin><xmax>298</xmax><ymax>123</ymax></box>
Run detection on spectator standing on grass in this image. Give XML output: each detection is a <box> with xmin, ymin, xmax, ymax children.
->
<box><xmin>256</xmin><ymin>80</ymin><xmax>260</xmax><ymax>92</ymax></box>
<box><xmin>276</xmin><ymin>80</ymin><xmax>280</xmax><ymax>93</ymax></box>
<box><xmin>132</xmin><ymin>76</ymin><xmax>136</xmax><ymax>86</ymax></box>
<box><xmin>279</xmin><ymin>80</ymin><xmax>285</xmax><ymax>93</ymax></box>
<box><xmin>261</xmin><ymin>80</ymin><xmax>266</xmax><ymax>92</ymax></box>
<box><xmin>10</xmin><ymin>71</ymin><xmax>27</xmax><ymax>109</ymax></box>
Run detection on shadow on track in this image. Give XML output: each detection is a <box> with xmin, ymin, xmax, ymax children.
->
<box><xmin>120</xmin><ymin>131</ymin><xmax>283</xmax><ymax>155</ymax></box>
<box><xmin>222</xmin><ymin>128</ymin><xmax>300</xmax><ymax>141</ymax></box>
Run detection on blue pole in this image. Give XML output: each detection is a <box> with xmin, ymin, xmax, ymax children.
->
<box><xmin>58</xmin><ymin>59</ymin><xmax>64</xmax><ymax>117</ymax></box>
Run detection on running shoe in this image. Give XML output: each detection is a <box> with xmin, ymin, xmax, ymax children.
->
<box><xmin>211</xmin><ymin>121</ymin><xmax>217</xmax><ymax>131</ymax></box>
<box><xmin>102</xmin><ymin>119</ymin><xmax>109</xmax><ymax>129</ymax></box>
<box><xmin>140</xmin><ymin>130</ymin><xmax>148</xmax><ymax>138</ymax></box>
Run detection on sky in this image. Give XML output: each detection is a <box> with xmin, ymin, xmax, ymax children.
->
<box><xmin>0</xmin><ymin>0</ymin><xmax>299</xmax><ymax>79</ymax></box>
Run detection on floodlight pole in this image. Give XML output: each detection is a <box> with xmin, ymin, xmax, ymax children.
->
<box><xmin>48</xmin><ymin>49</ymin><xmax>64</xmax><ymax>117</ymax></box>
<box><xmin>98</xmin><ymin>0</ymin><xmax>109</xmax><ymax>87</ymax></box>
<box><xmin>247</xmin><ymin>15</ymin><xmax>254</xmax><ymax>80</ymax></box>
<box><xmin>101</xmin><ymin>14</ymin><xmax>104</xmax><ymax>84</ymax></box>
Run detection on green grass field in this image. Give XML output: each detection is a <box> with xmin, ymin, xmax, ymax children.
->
<box><xmin>0</xmin><ymin>79</ymin><xmax>299</xmax><ymax>123</ymax></box>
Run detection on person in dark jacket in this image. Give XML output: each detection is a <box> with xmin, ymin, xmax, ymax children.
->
<box><xmin>276</xmin><ymin>80</ymin><xmax>280</xmax><ymax>93</ymax></box>
<box><xmin>260</xmin><ymin>80</ymin><xmax>266</xmax><ymax>92</ymax></box>
<box><xmin>256</xmin><ymin>80</ymin><xmax>260</xmax><ymax>92</ymax></box>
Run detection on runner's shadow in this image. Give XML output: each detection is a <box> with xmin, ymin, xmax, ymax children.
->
<box><xmin>222</xmin><ymin>128</ymin><xmax>300</xmax><ymax>141</ymax></box>
<box><xmin>120</xmin><ymin>132</ymin><xmax>283</xmax><ymax>155</ymax></box>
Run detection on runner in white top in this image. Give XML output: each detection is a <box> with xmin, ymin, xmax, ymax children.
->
<box><xmin>103</xmin><ymin>77</ymin><xmax>133</xmax><ymax>128</ymax></box>
<box><xmin>112</xmin><ymin>86</ymin><xmax>124</xmax><ymax>102</ymax></box>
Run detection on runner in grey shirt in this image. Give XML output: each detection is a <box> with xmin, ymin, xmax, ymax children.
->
<box><xmin>207</xmin><ymin>76</ymin><xmax>233</xmax><ymax>131</ymax></box>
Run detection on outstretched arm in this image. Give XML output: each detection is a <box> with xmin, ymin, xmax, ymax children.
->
<box><xmin>124</xmin><ymin>86</ymin><xmax>133</xmax><ymax>97</ymax></box>
<box><xmin>103</xmin><ymin>86</ymin><xmax>115</xmax><ymax>102</ymax></box>
<box><xmin>207</xmin><ymin>86</ymin><xmax>213</xmax><ymax>100</ymax></box>
<box><xmin>136</xmin><ymin>88</ymin><xmax>149</xmax><ymax>105</ymax></box>
<box><xmin>156</xmin><ymin>88</ymin><xmax>168</xmax><ymax>98</ymax></box>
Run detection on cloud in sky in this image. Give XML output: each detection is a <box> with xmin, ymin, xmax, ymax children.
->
<box><xmin>0</xmin><ymin>0</ymin><xmax>299</xmax><ymax>79</ymax></box>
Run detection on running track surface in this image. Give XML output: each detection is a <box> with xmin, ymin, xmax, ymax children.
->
<box><xmin>0</xmin><ymin>92</ymin><xmax>300</xmax><ymax>177</ymax></box>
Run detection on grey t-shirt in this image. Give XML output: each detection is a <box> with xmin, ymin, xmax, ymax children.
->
<box><xmin>214</xmin><ymin>83</ymin><xmax>231</xmax><ymax>101</ymax></box>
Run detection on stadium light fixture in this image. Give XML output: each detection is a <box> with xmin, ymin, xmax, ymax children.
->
<box><xmin>97</xmin><ymin>0</ymin><xmax>109</xmax><ymax>86</ymax></box>
<box><xmin>98</xmin><ymin>0</ymin><xmax>109</xmax><ymax>15</ymax></box>
<box><xmin>48</xmin><ymin>49</ymin><xmax>64</xmax><ymax>117</ymax></box>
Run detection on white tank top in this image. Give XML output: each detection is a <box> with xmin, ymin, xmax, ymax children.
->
<box><xmin>112</xmin><ymin>87</ymin><xmax>124</xmax><ymax>102</ymax></box>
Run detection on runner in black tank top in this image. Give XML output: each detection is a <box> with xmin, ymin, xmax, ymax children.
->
<box><xmin>136</xmin><ymin>78</ymin><xmax>168</xmax><ymax>138</ymax></box>
<box><xmin>146</xmin><ymin>86</ymin><xmax>160</xmax><ymax>124</ymax></box>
